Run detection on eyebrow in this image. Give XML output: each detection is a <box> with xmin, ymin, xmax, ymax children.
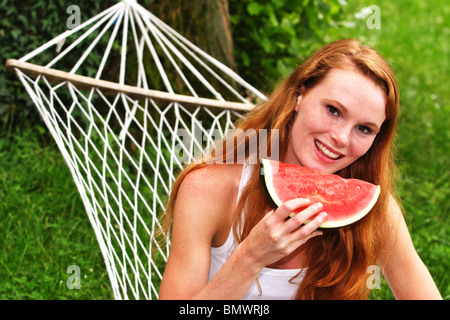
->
<box><xmin>326</xmin><ymin>99</ymin><xmax>382</xmax><ymax>133</ymax></box>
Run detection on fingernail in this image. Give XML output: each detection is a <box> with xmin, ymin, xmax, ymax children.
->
<box><xmin>312</xmin><ymin>231</ymin><xmax>323</xmax><ymax>238</ymax></box>
<box><xmin>315</xmin><ymin>202</ymin><xmax>323</xmax><ymax>210</ymax></box>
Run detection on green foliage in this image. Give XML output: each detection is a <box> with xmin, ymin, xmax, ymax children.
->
<box><xmin>0</xmin><ymin>0</ymin><xmax>115</xmax><ymax>125</ymax></box>
<box><xmin>229</xmin><ymin>0</ymin><xmax>346</xmax><ymax>92</ymax></box>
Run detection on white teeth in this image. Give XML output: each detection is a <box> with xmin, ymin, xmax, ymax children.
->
<box><xmin>315</xmin><ymin>140</ymin><xmax>340</xmax><ymax>159</ymax></box>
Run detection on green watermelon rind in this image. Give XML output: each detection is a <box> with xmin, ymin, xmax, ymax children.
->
<box><xmin>261</xmin><ymin>159</ymin><xmax>283</xmax><ymax>207</ymax></box>
<box><xmin>260</xmin><ymin>158</ymin><xmax>381</xmax><ymax>228</ymax></box>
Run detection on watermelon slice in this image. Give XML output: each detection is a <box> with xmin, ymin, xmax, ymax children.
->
<box><xmin>260</xmin><ymin>159</ymin><xmax>380</xmax><ymax>228</ymax></box>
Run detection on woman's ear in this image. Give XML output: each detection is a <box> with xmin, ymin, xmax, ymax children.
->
<box><xmin>295</xmin><ymin>85</ymin><xmax>306</xmax><ymax>112</ymax></box>
<box><xmin>295</xmin><ymin>94</ymin><xmax>303</xmax><ymax>112</ymax></box>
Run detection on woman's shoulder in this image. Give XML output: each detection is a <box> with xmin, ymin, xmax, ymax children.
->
<box><xmin>175</xmin><ymin>163</ymin><xmax>243</xmax><ymax>218</ymax></box>
<box><xmin>386</xmin><ymin>193</ymin><xmax>404</xmax><ymax>223</ymax></box>
<box><xmin>380</xmin><ymin>193</ymin><xmax>408</xmax><ymax>252</ymax></box>
<box><xmin>179</xmin><ymin>163</ymin><xmax>243</xmax><ymax>200</ymax></box>
<box><xmin>173</xmin><ymin>163</ymin><xmax>244</xmax><ymax>242</ymax></box>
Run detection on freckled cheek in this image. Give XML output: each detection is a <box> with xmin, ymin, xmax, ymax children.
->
<box><xmin>304</xmin><ymin>114</ymin><xmax>330</xmax><ymax>133</ymax></box>
<box><xmin>350</xmin><ymin>138</ymin><xmax>375</xmax><ymax>158</ymax></box>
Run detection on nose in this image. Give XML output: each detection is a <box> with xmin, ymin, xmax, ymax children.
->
<box><xmin>330</xmin><ymin>125</ymin><xmax>351</xmax><ymax>147</ymax></box>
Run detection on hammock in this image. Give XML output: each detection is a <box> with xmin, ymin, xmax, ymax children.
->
<box><xmin>6</xmin><ymin>0</ymin><xmax>266</xmax><ymax>300</ymax></box>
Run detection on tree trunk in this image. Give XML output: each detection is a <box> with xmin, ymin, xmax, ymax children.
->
<box><xmin>146</xmin><ymin>0</ymin><xmax>236</xmax><ymax>71</ymax></box>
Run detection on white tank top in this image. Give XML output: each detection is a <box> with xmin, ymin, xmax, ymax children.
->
<box><xmin>207</xmin><ymin>162</ymin><xmax>306</xmax><ymax>300</ymax></box>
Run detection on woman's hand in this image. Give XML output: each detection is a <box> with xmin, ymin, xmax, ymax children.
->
<box><xmin>240</xmin><ymin>198</ymin><xmax>327</xmax><ymax>269</ymax></box>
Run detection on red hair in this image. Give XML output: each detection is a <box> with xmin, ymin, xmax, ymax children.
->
<box><xmin>162</xmin><ymin>39</ymin><xmax>400</xmax><ymax>299</ymax></box>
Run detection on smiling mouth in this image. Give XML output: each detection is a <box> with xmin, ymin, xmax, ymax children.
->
<box><xmin>314</xmin><ymin>139</ymin><xmax>343</xmax><ymax>160</ymax></box>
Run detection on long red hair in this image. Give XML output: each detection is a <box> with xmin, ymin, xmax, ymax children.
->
<box><xmin>162</xmin><ymin>39</ymin><xmax>400</xmax><ymax>299</ymax></box>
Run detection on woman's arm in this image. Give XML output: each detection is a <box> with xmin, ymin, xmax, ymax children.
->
<box><xmin>158</xmin><ymin>164</ymin><xmax>327</xmax><ymax>300</ymax></box>
<box><xmin>158</xmin><ymin>165</ymin><xmax>245</xmax><ymax>299</ymax></box>
<box><xmin>378</xmin><ymin>196</ymin><xmax>442</xmax><ymax>300</ymax></box>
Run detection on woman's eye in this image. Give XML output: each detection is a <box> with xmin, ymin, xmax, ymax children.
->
<box><xmin>358</xmin><ymin>125</ymin><xmax>372</xmax><ymax>135</ymax></box>
<box><xmin>327</xmin><ymin>105</ymin><xmax>339</xmax><ymax>116</ymax></box>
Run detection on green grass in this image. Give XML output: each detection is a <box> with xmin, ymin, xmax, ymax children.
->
<box><xmin>0</xmin><ymin>124</ymin><xmax>112</xmax><ymax>299</ymax></box>
<box><xmin>1</xmin><ymin>0</ymin><xmax>449</xmax><ymax>300</ymax></box>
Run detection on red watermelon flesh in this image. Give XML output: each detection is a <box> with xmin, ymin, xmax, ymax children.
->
<box><xmin>260</xmin><ymin>159</ymin><xmax>380</xmax><ymax>228</ymax></box>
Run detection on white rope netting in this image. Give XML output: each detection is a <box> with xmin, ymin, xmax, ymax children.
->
<box><xmin>8</xmin><ymin>0</ymin><xmax>266</xmax><ymax>299</ymax></box>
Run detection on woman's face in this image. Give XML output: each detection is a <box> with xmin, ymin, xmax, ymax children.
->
<box><xmin>284</xmin><ymin>68</ymin><xmax>387</xmax><ymax>174</ymax></box>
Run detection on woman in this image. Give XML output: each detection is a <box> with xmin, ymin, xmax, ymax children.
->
<box><xmin>158</xmin><ymin>39</ymin><xmax>442</xmax><ymax>300</ymax></box>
